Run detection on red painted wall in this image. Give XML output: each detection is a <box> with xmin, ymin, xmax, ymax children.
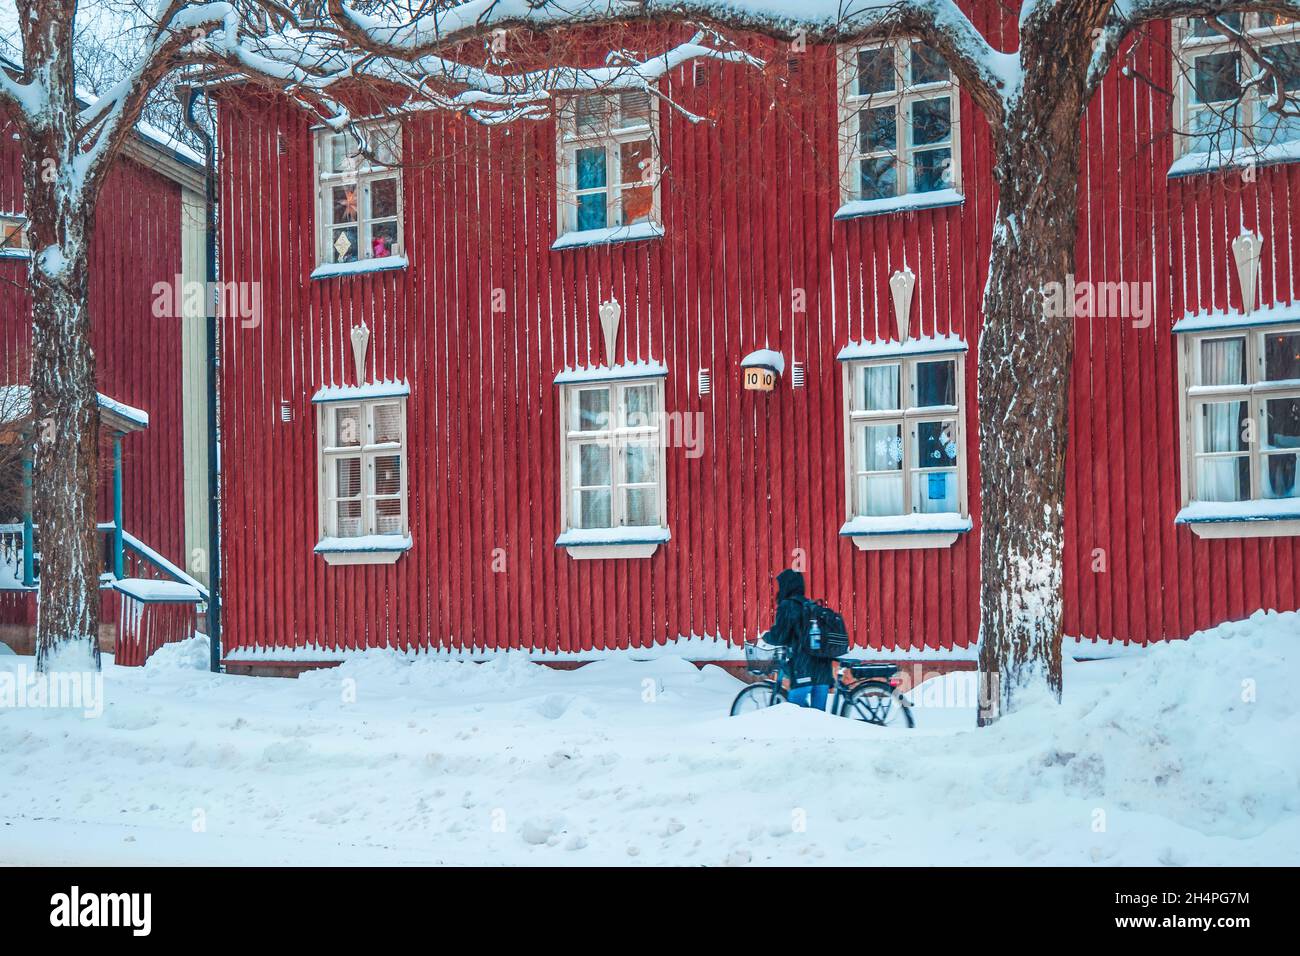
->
<box><xmin>0</xmin><ymin>110</ymin><xmax>189</xmax><ymax>570</ymax></box>
<box><xmin>213</xmin><ymin>15</ymin><xmax>1300</xmax><ymax>659</ymax></box>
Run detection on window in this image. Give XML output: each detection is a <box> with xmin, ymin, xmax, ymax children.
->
<box><xmin>838</xmin><ymin>40</ymin><xmax>960</xmax><ymax>206</ymax></box>
<box><xmin>556</xmin><ymin>92</ymin><xmax>660</xmax><ymax>239</ymax></box>
<box><xmin>317</xmin><ymin>398</ymin><xmax>408</xmax><ymax>540</ymax></box>
<box><xmin>314</xmin><ymin>123</ymin><xmax>403</xmax><ymax>267</ymax></box>
<box><xmin>0</xmin><ymin>214</ymin><xmax>28</xmax><ymax>255</ymax></box>
<box><xmin>1182</xmin><ymin>326</ymin><xmax>1300</xmax><ymax>504</ymax></box>
<box><xmin>559</xmin><ymin>378</ymin><xmax>665</xmax><ymax>531</ymax></box>
<box><xmin>1175</xmin><ymin>14</ymin><xmax>1300</xmax><ymax>158</ymax></box>
<box><xmin>844</xmin><ymin>355</ymin><xmax>966</xmax><ymax>519</ymax></box>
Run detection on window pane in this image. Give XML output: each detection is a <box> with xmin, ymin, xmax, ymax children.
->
<box><xmin>574</xmin><ymin>388</ymin><xmax>610</xmax><ymax>431</ymax></box>
<box><xmin>1199</xmin><ymin>400</ymin><xmax>1250</xmax><ymax>453</ymax></box>
<box><xmin>915</xmin><ymin>471</ymin><xmax>958</xmax><ymax>513</ymax></box>
<box><xmin>624</xmin><ymin>442</ymin><xmax>658</xmax><ymax>484</ymax></box>
<box><xmin>911</xmin><ymin>42</ymin><xmax>950</xmax><ymax>85</ymax></box>
<box><xmin>917</xmin><ymin>420</ymin><xmax>959</xmax><ymax>468</ymax></box>
<box><xmin>858</xmin><ymin>105</ymin><xmax>897</xmax><ymax>154</ymax></box>
<box><xmin>859</xmin><ymin>423</ymin><xmax>903</xmax><ymax>472</ymax></box>
<box><xmin>916</xmin><ymin>360</ymin><xmax>956</xmax><ymax>406</ymax></box>
<box><xmin>1264</xmin><ymin>332</ymin><xmax>1300</xmax><ymax>381</ymax></box>
<box><xmin>624</xmin><ymin>487</ymin><xmax>658</xmax><ymax>526</ymax></box>
<box><xmin>856</xmin><ymin>47</ymin><xmax>896</xmax><ymax>96</ymax></box>
<box><xmin>336</xmin><ymin>457</ymin><xmax>362</xmax><ymax>498</ymax></box>
<box><xmin>1264</xmin><ymin>396</ymin><xmax>1300</xmax><ymax>450</ymax></box>
<box><xmin>619</xmin><ymin>90</ymin><xmax>651</xmax><ymax>126</ymax></box>
<box><xmin>1264</xmin><ymin>454</ymin><xmax>1299</xmax><ymax>498</ymax></box>
<box><xmin>370</xmin><ymin>177</ymin><xmax>398</xmax><ymax>219</ymax></box>
<box><xmin>574</xmin><ymin>96</ymin><xmax>606</xmax><ymax>133</ymax></box>
<box><xmin>370</xmin><ymin>220</ymin><xmax>399</xmax><ymax>259</ymax></box>
<box><xmin>1201</xmin><ymin>336</ymin><xmax>1246</xmax><ymax>385</ymax></box>
<box><xmin>575</xmin><ymin>443</ymin><xmax>611</xmax><ymax>487</ymax></box>
<box><xmin>1190</xmin><ymin>14</ymin><xmax>1243</xmax><ymax>37</ymax></box>
<box><xmin>332</xmin><ymin>185</ymin><xmax>359</xmax><ymax>223</ymax></box>
<box><xmin>374</xmin><ymin>455</ymin><xmax>402</xmax><ymax>496</ymax></box>
<box><xmin>372</xmin><ymin>404</ymin><xmax>402</xmax><ymax>443</ymax></box>
<box><xmin>1258</xmin><ymin>13</ymin><xmax>1298</xmax><ymax>29</ymax></box>
<box><xmin>334</xmin><ymin>407</ymin><xmax>362</xmax><ymax>446</ymax></box>
<box><xmin>1193</xmin><ymin>51</ymin><xmax>1241</xmax><ymax>103</ymax></box>
<box><xmin>375</xmin><ymin>498</ymin><xmax>403</xmax><ymax>534</ymax></box>
<box><xmin>860</xmin><ymin>364</ymin><xmax>900</xmax><ymax>411</ymax></box>
<box><xmin>621</xmin><ymin>186</ymin><xmax>654</xmax><ymax>226</ymax></box>
<box><xmin>856</xmin><ymin>474</ymin><xmax>904</xmax><ymax>517</ymax></box>
<box><xmin>577</xmin><ymin>194</ymin><xmax>607</xmax><ymax>231</ymax></box>
<box><xmin>912</xmin><ymin>148</ymin><xmax>952</xmax><ymax>193</ymax></box>
<box><xmin>620</xmin><ymin>139</ymin><xmax>653</xmax><ymax>186</ymax></box>
<box><xmin>911</xmin><ymin>97</ymin><xmax>952</xmax><ymax>146</ymax></box>
<box><xmin>578</xmin><ymin>489</ymin><xmax>612</xmax><ymax>528</ymax></box>
<box><xmin>623</xmin><ymin>385</ymin><xmax>657</xmax><ymax>428</ymax></box>
<box><xmin>859</xmin><ymin>156</ymin><xmax>897</xmax><ymax>200</ymax></box>
<box><xmin>330</xmin><ymin>225</ymin><xmax>358</xmax><ymax>263</ymax></box>
<box><xmin>1197</xmin><ymin>456</ymin><xmax>1251</xmax><ymax>501</ymax></box>
<box><xmin>336</xmin><ymin>499</ymin><xmax>363</xmax><ymax>537</ymax></box>
<box><xmin>1190</xmin><ymin>103</ymin><xmax>1245</xmax><ymax>153</ymax></box>
<box><xmin>1257</xmin><ymin>43</ymin><xmax>1300</xmax><ymax>143</ymax></box>
<box><xmin>576</xmin><ymin>147</ymin><xmax>607</xmax><ymax>190</ymax></box>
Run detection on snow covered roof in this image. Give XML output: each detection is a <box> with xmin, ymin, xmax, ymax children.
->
<box><xmin>0</xmin><ymin>385</ymin><xmax>149</xmax><ymax>431</ymax></box>
<box><xmin>113</xmin><ymin>578</ymin><xmax>203</xmax><ymax>604</ymax></box>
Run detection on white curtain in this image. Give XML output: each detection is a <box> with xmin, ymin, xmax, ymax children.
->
<box><xmin>1199</xmin><ymin>401</ymin><xmax>1246</xmax><ymax>501</ymax></box>
<box><xmin>861</xmin><ymin>364</ymin><xmax>900</xmax><ymax>411</ymax></box>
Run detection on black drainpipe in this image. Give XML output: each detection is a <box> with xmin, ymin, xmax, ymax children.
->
<box><xmin>181</xmin><ymin>86</ymin><xmax>222</xmax><ymax>673</ymax></box>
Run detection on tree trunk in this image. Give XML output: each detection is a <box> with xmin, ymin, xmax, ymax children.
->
<box><xmin>21</xmin><ymin>19</ymin><xmax>103</xmax><ymax>673</ymax></box>
<box><xmin>975</xmin><ymin>25</ymin><xmax>1095</xmax><ymax>724</ymax></box>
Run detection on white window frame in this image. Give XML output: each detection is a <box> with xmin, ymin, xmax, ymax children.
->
<box><xmin>842</xmin><ymin>353</ymin><xmax>968</xmax><ymax>549</ymax></box>
<box><xmin>837</xmin><ymin>39</ymin><xmax>962</xmax><ymax>208</ymax></box>
<box><xmin>556</xmin><ymin>92</ymin><xmax>661</xmax><ymax>242</ymax></box>
<box><xmin>0</xmin><ymin>213</ymin><xmax>29</xmax><ymax>256</ymax></box>
<box><xmin>313</xmin><ymin>122</ymin><xmax>404</xmax><ymax>269</ymax></box>
<box><xmin>557</xmin><ymin>377</ymin><xmax>668</xmax><ymax>559</ymax></box>
<box><xmin>316</xmin><ymin>397</ymin><xmax>409</xmax><ymax>559</ymax></box>
<box><xmin>1173</xmin><ymin>14</ymin><xmax>1300</xmax><ymax>160</ymax></box>
<box><xmin>1177</xmin><ymin>324</ymin><xmax>1300</xmax><ymax>524</ymax></box>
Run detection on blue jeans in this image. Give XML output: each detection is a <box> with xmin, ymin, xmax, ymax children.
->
<box><xmin>787</xmin><ymin>683</ymin><xmax>829</xmax><ymax>711</ymax></box>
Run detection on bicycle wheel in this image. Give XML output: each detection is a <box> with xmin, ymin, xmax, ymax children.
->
<box><xmin>840</xmin><ymin>681</ymin><xmax>914</xmax><ymax>728</ymax></box>
<box><xmin>730</xmin><ymin>681</ymin><xmax>786</xmax><ymax>715</ymax></box>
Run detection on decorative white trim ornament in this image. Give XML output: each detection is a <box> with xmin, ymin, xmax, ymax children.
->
<box><xmin>1231</xmin><ymin>231</ymin><xmax>1264</xmax><ymax>316</ymax></box>
<box><xmin>350</xmin><ymin>323</ymin><xmax>371</xmax><ymax>385</ymax></box>
<box><xmin>890</xmin><ymin>268</ymin><xmax>916</xmax><ymax>343</ymax></box>
<box><xmin>599</xmin><ymin>298</ymin><xmax>622</xmax><ymax>364</ymax></box>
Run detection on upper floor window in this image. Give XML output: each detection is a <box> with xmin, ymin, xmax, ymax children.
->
<box><xmin>556</xmin><ymin>92</ymin><xmax>660</xmax><ymax>243</ymax></box>
<box><xmin>838</xmin><ymin>40</ymin><xmax>960</xmax><ymax>210</ymax></box>
<box><xmin>317</xmin><ymin>396</ymin><xmax>408</xmax><ymax>540</ymax></box>
<box><xmin>1175</xmin><ymin>14</ymin><xmax>1300</xmax><ymax>159</ymax></box>
<box><xmin>844</xmin><ymin>354</ymin><xmax>965</xmax><ymax>519</ymax></box>
<box><xmin>1</xmin><ymin>214</ymin><xmax>29</xmax><ymax>256</ymax></box>
<box><xmin>313</xmin><ymin>123</ymin><xmax>403</xmax><ymax>268</ymax></box>
<box><xmin>1183</xmin><ymin>326</ymin><xmax>1300</xmax><ymax>504</ymax></box>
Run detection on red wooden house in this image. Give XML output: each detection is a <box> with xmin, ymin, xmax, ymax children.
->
<box><xmin>0</xmin><ymin>66</ymin><xmax>212</xmax><ymax>662</ymax></box>
<box><xmin>211</xmin><ymin>13</ymin><xmax>1300</xmax><ymax>672</ymax></box>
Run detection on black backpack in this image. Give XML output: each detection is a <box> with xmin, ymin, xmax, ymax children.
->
<box><xmin>801</xmin><ymin>599</ymin><xmax>850</xmax><ymax>659</ymax></box>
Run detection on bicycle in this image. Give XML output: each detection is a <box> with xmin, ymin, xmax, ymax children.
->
<box><xmin>729</xmin><ymin>641</ymin><xmax>915</xmax><ymax>728</ymax></box>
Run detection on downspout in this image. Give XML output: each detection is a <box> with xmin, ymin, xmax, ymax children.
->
<box><xmin>181</xmin><ymin>86</ymin><xmax>222</xmax><ymax>674</ymax></box>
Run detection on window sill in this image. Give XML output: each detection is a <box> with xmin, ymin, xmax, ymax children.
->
<box><xmin>556</xmin><ymin>526</ymin><xmax>669</xmax><ymax>560</ymax></box>
<box><xmin>310</xmin><ymin>255</ymin><xmax>408</xmax><ymax>280</ymax></box>
<box><xmin>0</xmin><ymin>248</ymin><xmax>31</xmax><ymax>261</ymax></box>
<box><xmin>314</xmin><ymin>535</ymin><xmax>412</xmax><ymax>565</ymax></box>
<box><xmin>839</xmin><ymin>514</ymin><xmax>972</xmax><ymax>551</ymax></box>
<box><xmin>1168</xmin><ymin>141</ymin><xmax>1300</xmax><ymax>180</ymax></box>
<box><xmin>1175</xmin><ymin>501</ymin><xmax>1300</xmax><ymax>539</ymax></box>
<box><xmin>551</xmin><ymin>222</ymin><xmax>663</xmax><ymax>251</ymax></box>
<box><xmin>834</xmin><ymin>188</ymin><xmax>964</xmax><ymax>221</ymax></box>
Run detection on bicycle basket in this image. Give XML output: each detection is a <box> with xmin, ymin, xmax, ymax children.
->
<box><xmin>743</xmin><ymin>641</ymin><xmax>783</xmax><ymax>676</ymax></box>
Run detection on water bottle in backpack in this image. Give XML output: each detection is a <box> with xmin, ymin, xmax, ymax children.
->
<box><xmin>808</xmin><ymin>617</ymin><xmax>822</xmax><ymax>653</ymax></box>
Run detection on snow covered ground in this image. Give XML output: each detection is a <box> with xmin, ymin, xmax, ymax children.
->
<box><xmin>1</xmin><ymin>610</ymin><xmax>1297</xmax><ymax>866</ymax></box>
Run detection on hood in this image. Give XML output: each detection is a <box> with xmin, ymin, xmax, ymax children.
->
<box><xmin>775</xmin><ymin>568</ymin><xmax>805</xmax><ymax>603</ymax></box>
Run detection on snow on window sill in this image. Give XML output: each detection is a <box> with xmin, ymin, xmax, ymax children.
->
<box><xmin>1175</xmin><ymin>500</ymin><xmax>1300</xmax><ymax>539</ymax></box>
<box><xmin>1168</xmin><ymin>139</ymin><xmax>1300</xmax><ymax>180</ymax></box>
<box><xmin>834</xmin><ymin>188</ymin><xmax>964</xmax><ymax>221</ymax></box>
<box><xmin>310</xmin><ymin>255</ymin><xmax>408</xmax><ymax>280</ymax></box>
<box><xmin>552</xmin><ymin>360</ymin><xmax>668</xmax><ymax>385</ymax></box>
<box><xmin>0</xmin><ymin>248</ymin><xmax>31</xmax><ymax>261</ymax></box>
<box><xmin>840</xmin><ymin>514</ymin><xmax>971</xmax><ymax>552</ymax></box>
<box><xmin>551</xmin><ymin>222</ymin><xmax>663</xmax><ymax>251</ymax></box>
<box><xmin>1172</xmin><ymin>299</ymin><xmax>1300</xmax><ymax>334</ymax></box>
<box><xmin>556</xmin><ymin>526</ymin><xmax>669</xmax><ymax>560</ymax></box>
<box><xmin>314</xmin><ymin>534</ymin><xmax>412</xmax><ymax>565</ymax></box>
<box><xmin>837</xmin><ymin>333</ymin><xmax>968</xmax><ymax>362</ymax></box>
<box><xmin>311</xmin><ymin>380</ymin><xmax>410</xmax><ymax>403</ymax></box>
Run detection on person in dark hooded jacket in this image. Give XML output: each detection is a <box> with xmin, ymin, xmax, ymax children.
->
<box><xmin>764</xmin><ymin>568</ymin><xmax>833</xmax><ymax>710</ymax></box>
